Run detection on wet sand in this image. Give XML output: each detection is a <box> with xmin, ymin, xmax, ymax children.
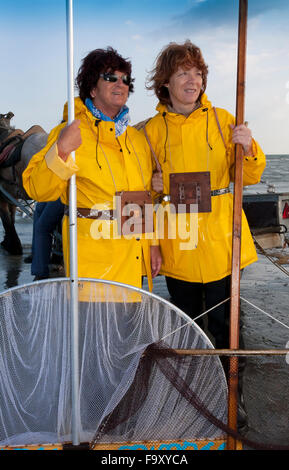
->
<box><xmin>1</xmin><ymin>214</ymin><xmax>289</xmax><ymax>449</ymax></box>
<box><xmin>0</xmin><ymin>215</ymin><xmax>34</xmax><ymax>290</ymax></box>
<box><xmin>239</xmin><ymin>251</ymin><xmax>289</xmax><ymax>447</ymax></box>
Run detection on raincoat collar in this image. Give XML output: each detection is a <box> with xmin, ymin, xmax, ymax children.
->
<box><xmin>156</xmin><ymin>93</ymin><xmax>212</xmax><ymax>118</ymax></box>
<box><xmin>85</xmin><ymin>98</ymin><xmax>130</xmax><ymax>137</ymax></box>
<box><xmin>62</xmin><ymin>97</ymin><xmax>130</xmax><ymax>136</ymax></box>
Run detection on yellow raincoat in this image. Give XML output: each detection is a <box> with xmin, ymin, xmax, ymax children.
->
<box><xmin>23</xmin><ymin>97</ymin><xmax>155</xmax><ymax>290</ymax></box>
<box><xmin>145</xmin><ymin>94</ymin><xmax>266</xmax><ymax>284</ymax></box>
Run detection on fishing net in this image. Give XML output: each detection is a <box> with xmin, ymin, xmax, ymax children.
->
<box><xmin>0</xmin><ymin>279</ymin><xmax>228</xmax><ymax>447</ymax></box>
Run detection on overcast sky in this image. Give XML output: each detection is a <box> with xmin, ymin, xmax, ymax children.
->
<box><xmin>1</xmin><ymin>0</ymin><xmax>289</xmax><ymax>154</ymax></box>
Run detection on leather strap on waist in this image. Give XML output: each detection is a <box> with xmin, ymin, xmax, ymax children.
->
<box><xmin>64</xmin><ymin>205</ymin><xmax>115</xmax><ymax>220</ymax></box>
<box><xmin>211</xmin><ymin>187</ymin><xmax>230</xmax><ymax>196</ymax></box>
<box><xmin>161</xmin><ymin>187</ymin><xmax>230</xmax><ymax>202</ymax></box>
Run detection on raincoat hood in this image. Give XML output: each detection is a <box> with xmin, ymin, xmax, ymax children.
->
<box><xmin>62</xmin><ymin>97</ymin><xmax>90</xmax><ymax>122</ymax></box>
<box><xmin>156</xmin><ymin>93</ymin><xmax>212</xmax><ymax>117</ymax></box>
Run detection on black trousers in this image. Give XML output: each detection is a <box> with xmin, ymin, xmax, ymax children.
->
<box><xmin>166</xmin><ymin>275</ymin><xmax>231</xmax><ymax>349</ymax></box>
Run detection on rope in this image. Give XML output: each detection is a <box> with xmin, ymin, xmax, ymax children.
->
<box><xmin>240</xmin><ymin>296</ymin><xmax>289</xmax><ymax>331</ymax></box>
<box><xmin>160</xmin><ymin>289</ymin><xmax>289</xmax><ymax>344</ymax></box>
<box><xmin>160</xmin><ymin>298</ymin><xmax>230</xmax><ymax>342</ymax></box>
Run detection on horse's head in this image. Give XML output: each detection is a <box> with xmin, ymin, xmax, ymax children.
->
<box><xmin>0</xmin><ymin>112</ymin><xmax>15</xmax><ymax>142</ymax></box>
<box><xmin>0</xmin><ymin>112</ymin><xmax>14</xmax><ymax>129</ymax></box>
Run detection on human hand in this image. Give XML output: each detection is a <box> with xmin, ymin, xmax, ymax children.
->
<box><xmin>57</xmin><ymin>120</ymin><xmax>82</xmax><ymax>161</ymax></box>
<box><xmin>150</xmin><ymin>245</ymin><xmax>162</xmax><ymax>278</ymax></box>
<box><xmin>152</xmin><ymin>171</ymin><xmax>164</xmax><ymax>193</ymax></box>
<box><xmin>230</xmin><ymin>123</ymin><xmax>253</xmax><ymax>156</ymax></box>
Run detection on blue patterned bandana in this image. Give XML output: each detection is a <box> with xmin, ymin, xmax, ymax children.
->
<box><xmin>85</xmin><ymin>98</ymin><xmax>130</xmax><ymax>137</ymax></box>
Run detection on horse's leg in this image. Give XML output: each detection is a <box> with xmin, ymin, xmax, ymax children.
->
<box><xmin>0</xmin><ymin>201</ymin><xmax>22</xmax><ymax>255</ymax></box>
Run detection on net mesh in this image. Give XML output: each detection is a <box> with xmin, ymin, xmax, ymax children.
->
<box><xmin>0</xmin><ymin>279</ymin><xmax>227</xmax><ymax>447</ymax></box>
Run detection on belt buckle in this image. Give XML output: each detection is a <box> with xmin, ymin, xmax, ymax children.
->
<box><xmin>89</xmin><ymin>208</ymin><xmax>100</xmax><ymax>218</ymax></box>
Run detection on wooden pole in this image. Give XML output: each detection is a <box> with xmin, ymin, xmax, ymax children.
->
<box><xmin>171</xmin><ymin>349</ymin><xmax>289</xmax><ymax>356</ymax></box>
<box><xmin>227</xmin><ymin>0</ymin><xmax>248</xmax><ymax>451</ymax></box>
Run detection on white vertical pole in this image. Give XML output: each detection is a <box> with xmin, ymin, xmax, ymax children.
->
<box><xmin>66</xmin><ymin>0</ymin><xmax>80</xmax><ymax>446</ymax></box>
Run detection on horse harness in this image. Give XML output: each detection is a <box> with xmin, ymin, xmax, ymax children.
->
<box><xmin>0</xmin><ymin>122</ymin><xmax>46</xmax><ymax>211</ymax></box>
<box><xmin>0</xmin><ymin>124</ymin><xmax>46</xmax><ymax>186</ymax></box>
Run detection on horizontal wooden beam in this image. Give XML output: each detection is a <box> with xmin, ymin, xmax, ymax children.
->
<box><xmin>147</xmin><ymin>349</ymin><xmax>289</xmax><ymax>356</ymax></box>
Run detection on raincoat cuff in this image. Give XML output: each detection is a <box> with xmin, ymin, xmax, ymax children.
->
<box><xmin>45</xmin><ymin>142</ymin><xmax>79</xmax><ymax>181</ymax></box>
<box><xmin>150</xmin><ymin>238</ymin><xmax>160</xmax><ymax>246</ymax></box>
<box><xmin>243</xmin><ymin>139</ymin><xmax>258</xmax><ymax>159</ymax></box>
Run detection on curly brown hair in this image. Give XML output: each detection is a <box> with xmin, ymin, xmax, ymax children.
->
<box><xmin>76</xmin><ymin>47</ymin><xmax>134</xmax><ymax>103</ymax></box>
<box><xmin>147</xmin><ymin>40</ymin><xmax>208</xmax><ymax>106</ymax></box>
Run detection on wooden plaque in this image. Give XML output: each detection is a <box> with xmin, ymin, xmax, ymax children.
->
<box><xmin>115</xmin><ymin>190</ymin><xmax>153</xmax><ymax>235</ymax></box>
<box><xmin>169</xmin><ymin>171</ymin><xmax>211</xmax><ymax>213</ymax></box>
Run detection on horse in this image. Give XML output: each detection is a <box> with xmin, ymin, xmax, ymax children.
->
<box><xmin>0</xmin><ymin>112</ymin><xmax>48</xmax><ymax>255</ymax></box>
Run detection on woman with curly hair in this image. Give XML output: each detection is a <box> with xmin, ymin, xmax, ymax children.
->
<box><xmin>144</xmin><ymin>40</ymin><xmax>265</xmax><ymax>348</ymax></box>
<box><xmin>23</xmin><ymin>47</ymin><xmax>161</xmax><ymax>291</ymax></box>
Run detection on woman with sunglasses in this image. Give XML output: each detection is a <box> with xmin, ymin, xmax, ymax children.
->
<box><xmin>23</xmin><ymin>47</ymin><xmax>161</xmax><ymax>291</ymax></box>
<box><xmin>143</xmin><ymin>40</ymin><xmax>266</xmax><ymax>350</ymax></box>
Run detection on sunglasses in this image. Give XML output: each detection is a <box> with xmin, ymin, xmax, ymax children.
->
<box><xmin>99</xmin><ymin>72</ymin><xmax>131</xmax><ymax>86</ymax></box>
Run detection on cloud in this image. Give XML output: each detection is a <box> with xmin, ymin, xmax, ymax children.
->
<box><xmin>169</xmin><ymin>0</ymin><xmax>289</xmax><ymax>31</ymax></box>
